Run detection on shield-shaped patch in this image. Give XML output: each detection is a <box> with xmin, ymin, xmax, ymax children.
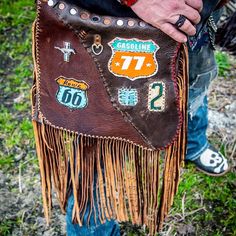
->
<box><xmin>56</xmin><ymin>76</ymin><xmax>89</xmax><ymax>110</ymax></box>
<box><xmin>108</xmin><ymin>38</ymin><xmax>159</xmax><ymax>81</ymax></box>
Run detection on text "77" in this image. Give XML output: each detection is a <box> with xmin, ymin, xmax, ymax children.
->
<box><xmin>121</xmin><ymin>56</ymin><xmax>146</xmax><ymax>71</ymax></box>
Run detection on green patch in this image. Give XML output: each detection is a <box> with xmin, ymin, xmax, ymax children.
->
<box><xmin>0</xmin><ymin>219</ymin><xmax>20</xmax><ymax>236</ymax></box>
<box><xmin>215</xmin><ymin>51</ymin><xmax>231</xmax><ymax>77</ymax></box>
<box><xmin>168</xmin><ymin>165</ymin><xmax>236</xmax><ymax>235</ymax></box>
<box><xmin>0</xmin><ymin>0</ymin><xmax>36</xmax><ymax>169</ymax></box>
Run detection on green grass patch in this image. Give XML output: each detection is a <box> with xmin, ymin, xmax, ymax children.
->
<box><xmin>0</xmin><ymin>0</ymin><xmax>36</xmax><ymax>169</ymax></box>
<box><xmin>215</xmin><ymin>51</ymin><xmax>231</xmax><ymax>77</ymax></box>
<box><xmin>170</xmin><ymin>165</ymin><xmax>236</xmax><ymax>235</ymax></box>
<box><xmin>0</xmin><ymin>219</ymin><xmax>20</xmax><ymax>236</ymax></box>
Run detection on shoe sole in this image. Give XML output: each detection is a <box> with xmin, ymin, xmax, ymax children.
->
<box><xmin>196</xmin><ymin>166</ymin><xmax>231</xmax><ymax>177</ymax></box>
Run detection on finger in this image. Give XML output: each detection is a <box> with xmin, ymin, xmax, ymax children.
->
<box><xmin>185</xmin><ymin>0</ymin><xmax>203</xmax><ymax>12</ymax></box>
<box><xmin>170</xmin><ymin>16</ymin><xmax>196</xmax><ymax>36</ymax></box>
<box><xmin>159</xmin><ymin>23</ymin><xmax>187</xmax><ymax>43</ymax></box>
<box><xmin>180</xmin><ymin>5</ymin><xmax>201</xmax><ymax>25</ymax></box>
<box><xmin>179</xmin><ymin>19</ymin><xmax>196</xmax><ymax>36</ymax></box>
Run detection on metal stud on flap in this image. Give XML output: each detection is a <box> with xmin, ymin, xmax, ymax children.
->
<box><xmin>92</xmin><ymin>16</ymin><xmax>100</xmax><ymax>22</ymax></box>
<box><xmin>70</xmin><ymin>8</ymin><xmax>77</xmax><ymax>15</ymax></box>
<box><xmin>58</xmin><ymin>3</ymin><xmax>65</xmax><ymax>10</ymax></box>
<box><xmin>128</xmin><ymin>20</ymin><xmax>135</xmax><ymax>27</ymax></box>
<box><xmin>139</xmin><ymin>21</ymin><xmax>146</xmax><ymax>27</ymax></box>
<box><xmin>81</xmin><ymin>12</ymin><xmax>90</xmax><ymax>20</ymax></box>
<box><xmin>48</xmin><ymin>0</ymin><xmax>54</xmax><ymax>6</ymax></box>
<box><xmin>117</xmin><ymin>20</ymin><xmax>124</xmax><ymax>26</ymax></box>
<box><xmin>104</xmin><ymin>18</ymin><xmax>111</xmax><ymax>25</ymax></box>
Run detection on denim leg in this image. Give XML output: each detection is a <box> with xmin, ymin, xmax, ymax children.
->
<box><xmin>66</xmin><ymin>194</ymin><xmax>120</xmax><ymax>236</ymax></box>
<box><xmin>186</xmin><ymin>45</ymin><xmax>218</xmax><ymax>161</ymax></box>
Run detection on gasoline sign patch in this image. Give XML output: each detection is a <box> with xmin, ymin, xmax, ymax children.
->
<box><xmin>56</xmin><ymin>76</ymin><xmax>89</xmax><ymax>110</ymax></box>
<box><xmin>148</xmin><ymin>81</ymin><xmax>165</xmax><ymax>112</ymax></box>
<box><xmin>108</xmin><ymin>38</ymin><xmax>159</xmax><ymax>81</ymax></box>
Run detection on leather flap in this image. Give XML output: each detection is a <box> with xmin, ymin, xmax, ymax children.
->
<box><xmin>34</xmin><ymin>0</ymin><xmax>183</xmax><ymax>149</ymax></box>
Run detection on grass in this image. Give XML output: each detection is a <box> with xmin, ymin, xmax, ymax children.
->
<box><xmin>167</xmin><ymin>166</ymin><xmax>236</xmax><ymax>235</ymax></box>
<box><xmin>0</xmin><ymin>1</ymin><xmax>235</xmax><ymax>235</ymax></box>
<box><xmin>0</xmin><ymin>0</ymin><xmax>36</xmax><ymax>169</ymax></box>
<box><xmin>0</xmin><ymin>219</ymin><xmax>20</xmax><ymax>236</ymax></box>
<box><xmin>215</xmin><ymin>51</ymin><xmax>231</xmax><ymax>77</ymax></box>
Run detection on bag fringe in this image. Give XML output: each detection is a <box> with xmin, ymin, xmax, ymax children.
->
<box><xmin>32</xmin><ymin>44</ymin><xmax>188</xmax><ymax>235</ymax></box>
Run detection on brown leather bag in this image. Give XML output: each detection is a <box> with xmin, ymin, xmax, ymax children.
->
<box><xmin>32</xmin><ymin>0</ymin><xmax>189</xmax><ymax>234</ymax></box>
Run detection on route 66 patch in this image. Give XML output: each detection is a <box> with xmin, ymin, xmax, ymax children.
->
<box><xmin>56</xmin><ymin>76</ymin><xmax>89</xmax><ymax>110</ymax></box>
<box><xmin>108</xmin><ymin>38</ymin><xmax>159</xmax><ymax>81</ymax></box>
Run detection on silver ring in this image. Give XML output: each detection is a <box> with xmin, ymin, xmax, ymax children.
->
<box><xmin>174</xmin><ymin>15</ymin><xmax>187</xmax><ymax>28</ymax></box>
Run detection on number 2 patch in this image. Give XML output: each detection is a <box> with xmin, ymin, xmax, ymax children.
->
<box><xmin>56</xmin><ymin>76</ymin><xmax>89</xmax><ymax>110</ymax></box>
<box><xmin>108</xmin><ymin>38</ymin><xmax>159</xmax><ymax>81</ymax></box>
<box><xmin>148</xmin><ymin>82</ymin><xmax>165</xmax><ymax>112</ymax></box>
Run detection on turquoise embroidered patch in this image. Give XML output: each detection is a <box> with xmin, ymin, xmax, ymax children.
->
<box><xmin>56</xmin><ymin>76</ymin><xmax>89</xmax><ymax>110</ymax></box>
<box><xmin>118</xmin><ymin>88</ymin><xmax>138</xmax><ymax>106</ymax></box>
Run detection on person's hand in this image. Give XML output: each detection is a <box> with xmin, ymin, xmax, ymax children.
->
<box><xmin>131</xmin><ymin>0</ymin><xmax>203</xmax><ymax>43</ymax></box>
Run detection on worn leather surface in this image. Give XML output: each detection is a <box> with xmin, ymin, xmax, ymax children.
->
<box><xmin>34</xmin><ymin>0</ymin><xmax>183</xmax><ymax>149</ymax></box>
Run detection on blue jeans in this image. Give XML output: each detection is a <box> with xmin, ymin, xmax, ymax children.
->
<box><xmin>186</xmin><ymin>44</ymin><xmax>218</xmax><ymax>161</ymax></box>
<box><xmin>66</xmin><ymin>195</ymin><xmax>121</xmax><ymax>236</ymax></box>
<box><xmin>186</xmin><ymin>7</ymin><xmax>222</xmax><ymax>161</ymax></box>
